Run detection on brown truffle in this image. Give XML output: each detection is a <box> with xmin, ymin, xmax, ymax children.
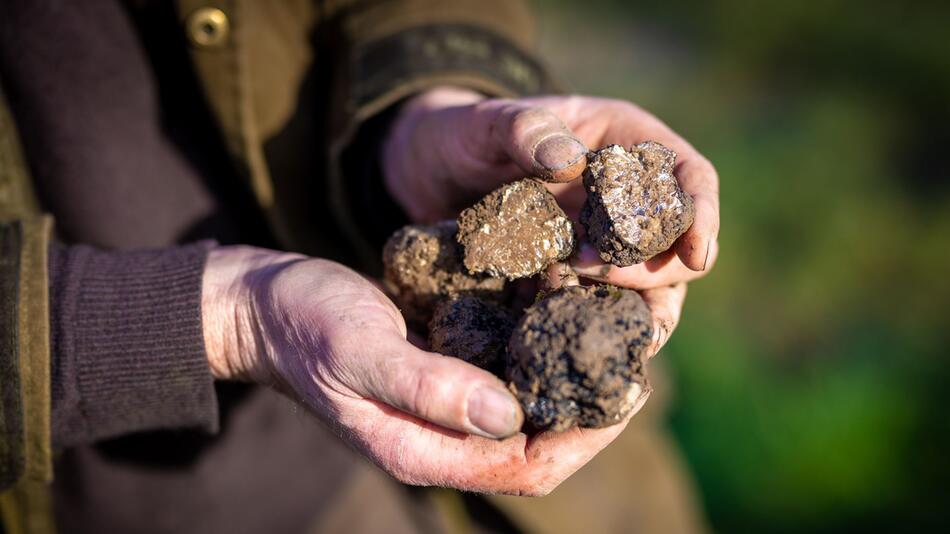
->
<box><xmin>457</xmin><ymin>179</ymin><xmax>575</xmax><ymax>280</ymax></box>
<box><xmin>581</xmin><ymin>142</ymin><xmax>695</xmax><ymax>266</ymax></box>
<box><xmin>507</xmin><ymin>285</ymin><xmax>653</xmax><ymax>431</ymax></box>
<box><xmin>428</xmin><ymin>295</ymin><xmax>516</xmax><ymax>376</ymax></box>
<box><xmin>383</xmin><ymin>222</ymin><xmax>506</xmax><ymax>328</ymax></box>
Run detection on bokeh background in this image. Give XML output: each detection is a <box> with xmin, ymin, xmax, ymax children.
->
<box><xmin>536</xmin><ymin>1</ymin><xmax>950</xmax><ymax>531</ymax></box>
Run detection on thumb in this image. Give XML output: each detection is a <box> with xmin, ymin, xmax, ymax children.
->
<box><xmin>344</xmin><ymin>333</ymin><xmax>523</xmax><ymax>439</ymax></box>
<box><xmin>471</xmin><ymin>99</ymin><xmax>589</xmax><ymax>183</ymax></box>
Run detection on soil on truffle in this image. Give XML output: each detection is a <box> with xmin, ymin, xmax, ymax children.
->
<box><xmin>507</xmin><ymin>284</ymin><xmax>653</xmax><ymax>431</ymax></box>
<box><xmin>581</xmin><ymin>142</ymin><xmax>695</xmax><ymax>266</ymax></box>
<box><xmin>457</xmin><ymin>179</ymin><xmax>575</xmax><ymax>280</ymax></box>
<box><xmin>383</xmin><ymin>221</ymin><xmax>506</xmax><ymax>329</ymax></box>
<box><xmin>428</xmin><ymin>295</ymin><xmax>516</xmax><ymax>376</ymax></box>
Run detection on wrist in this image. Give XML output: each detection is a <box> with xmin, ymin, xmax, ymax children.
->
<box><xmin>201</xmin><ymin>245</ymin><xmax>301</xmax><ymax>383</ymax></box>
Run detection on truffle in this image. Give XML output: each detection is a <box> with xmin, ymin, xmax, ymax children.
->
<box><xmin>581</xmin><ymin>142</ymin><xmax>695</xmax><ymax>266</ymax></box>
<box><xmin>457</xmin><ymin>179</ymin><xmax>575</xmax><ymax>280</ymax></box>
<box><xmin>507</xmin><ymin>285</ymin><xmax>653</xmax><ymax>431</ymax></box>
<box><xmin>428</xmin><ymin>295</ymin><xmax>516</xmax><ymax>376</ymax></box>
<box><xmin>383</xmin><ymin>221</ymin><xmax>506</xmax><ymax>328</ymax></box>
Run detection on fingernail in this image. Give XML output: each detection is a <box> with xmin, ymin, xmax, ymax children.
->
<box><xmin>701</xmin><ymin>239</ymin><xmax>712</xmax><ymax>271</ymax></box>
<box><xmin>468</xmin><ymin>387</ymin><xmax>521</xmax><ymax>438</ymax></box>
<box><xmin>534</xmin><ymin>135</ymin><xmax>587</xmax><ymax>171</ymax></box>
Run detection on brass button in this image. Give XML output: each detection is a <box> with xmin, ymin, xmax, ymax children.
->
<box><xmin>186</xmin><ymin>7</ymin><xmax>229</xmax><ymax>48</ymax></box>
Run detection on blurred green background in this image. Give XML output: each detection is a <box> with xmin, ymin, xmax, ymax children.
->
<box><xmin>536</xmin><ymin>1</ymin><xmax>950</xmax><ymax>531</ymax></box>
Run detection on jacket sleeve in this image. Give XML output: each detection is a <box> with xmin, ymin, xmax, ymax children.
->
<box><xmin>324</xmin><ymin>0</ymin><xmax>561</xmax><ymax>267</ymax></box>
<box><xmin>0</xmin><ymin>217</ymin><xmax>53</xmax><ymax>490</ymax></box>
<box><xmin>47</xmin><ymin>241</ymin><xmax>219</xmax><ymax>449</ymax></box>
<box><xmin>0</xmin><ymin>85</ymin><xmax>219</xmax><ymax>475</ymax></box>
<box><xmin>0</xmin><ymin>76</ymin><xmax>54</xmax><ymax>496</ymax></box>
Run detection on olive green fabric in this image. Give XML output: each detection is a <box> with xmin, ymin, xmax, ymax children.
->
<box><xmin>175</xmin><ymin>0</ymin><xmax>556</xmax><ymax>267</ymax></box>
<box><xmin>0</xmin><ymin>2</ymin><xmax>707</xmax><ymax>532</ymax></box>
<box><xmin>173</xmin><ymin>2</ymin><xmax>707</xmax><ymax>532</ymax></box>
<box><xmin>0</xmin><ymin>223</ymin><xmax>26</xmax><ymax>489</ymax></box>
<box><xmin>0</xmin><ymin>86</ymin><xmax>56</xmax><ymax>534</ymax></box>
<box><xmin>0</xmin><ymin>86</ymin><xmax>39</xmax><ymax>222</ymax></box>
<box><xmin>0</xmin><ymin>220</ymin><xmax>56</xmax><ymax>530</ymax></box>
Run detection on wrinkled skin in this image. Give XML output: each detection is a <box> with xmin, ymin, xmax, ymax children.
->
<box><xmin>203</xmin><ymin>246</ymin><xmax>687</xmax><ymax>496</ymax></box>
<box><xmin>383</xmin><ymin>88</ymin><xmax>720</xmax><ymax>290</ymax></box>
<box><xmin>201</xmin><ymin>86</ymin><xmax>717</xmax><ymax>496</ymax></box>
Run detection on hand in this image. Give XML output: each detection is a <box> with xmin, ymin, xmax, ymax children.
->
<box><xmin>383</xmin><ymin>87</ymin><xmax>720</xmax><ymax>289</ymax></box>
<box><xmin>201</xmin><ymin>245</ymin><xmax>687</xmax><ymax>495</ymax></box>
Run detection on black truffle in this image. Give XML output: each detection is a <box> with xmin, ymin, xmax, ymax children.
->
<box><xmin>428</xmin><ymin>295</ymin><xmax>516</xmax><ymax>376</ymax></box>
<box><xmin>507</xmin><ymin>285</ymin><xmax>653</xmax><ymax>431</ymax></box>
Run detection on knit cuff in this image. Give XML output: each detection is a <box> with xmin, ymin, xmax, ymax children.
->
<box><xmin>48</xmin><ymin>241</ymin><xmax>218</xmax><ymax>448</ymax></box>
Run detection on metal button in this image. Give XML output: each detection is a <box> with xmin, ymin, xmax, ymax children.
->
<box><xmin>186</xmin><ymin>7</ymin><xmax>229</xmax><ymax>48</ymax></box>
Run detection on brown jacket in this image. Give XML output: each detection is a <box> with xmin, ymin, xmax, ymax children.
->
<box><xmin>0</xmin><ymin>1</ymin><xmax>706</xmax><ymax>532</ymax></box>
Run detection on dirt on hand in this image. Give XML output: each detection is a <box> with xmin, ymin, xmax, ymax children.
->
<box><xmin>506</xmin><ymin>284</ymin><xmax>653</xmax><ymax>431</ymax></box>
<box><xmin>457</xmin><ymin>179</ymin><xmax>575</xmax><ymax>280</ymax></box>
<box><xmin>383</xmin><ymin>221</ymin><xmax>506</xmax><ymax>329</ymax></box>
<box><xmin>581</xmin><ymin>142</ymin><xmax>695</xmax><ymax>266</ymax></box>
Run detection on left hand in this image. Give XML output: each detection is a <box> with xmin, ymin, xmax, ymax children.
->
<box><xmin>382</xmin><ymin>87</ymin><xmax>720</xmax><ymax>289</ymax></box>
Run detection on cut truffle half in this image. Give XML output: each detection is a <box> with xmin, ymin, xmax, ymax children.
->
<box><xmin>581</xmin><ymin>142</ymin><xmax>695</xmax><ymax>266</ymax></box>
<box><xmin>457</xmin><ymin>179</ymin><xmax>575</xmax><ymax>280</ymax></box>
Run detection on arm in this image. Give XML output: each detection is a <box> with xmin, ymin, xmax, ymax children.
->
<box><xmin>48</xmin><ymin>241</ymin><xmax>218</xmax><ymax>448</ymax></box>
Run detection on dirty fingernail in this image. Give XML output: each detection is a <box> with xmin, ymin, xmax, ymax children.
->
<box><xmin>701</xmin><ymin>239</ymin><xmax>712</xmax><ymax>271</ymax></box>
<box><xmin>534</xmin><ymin>135</ymin><xmax>587</xmax><ymax>172</ymax></box>
<box><xmin>468</xmin><ymin>387</ymin><xmax>521</xmax><ymax>438</ymax></box>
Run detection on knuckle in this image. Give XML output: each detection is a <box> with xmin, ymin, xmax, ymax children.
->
<box><xmin>398</xmin><ymin>365</ymin><xmax>451</xmax><ymax>422</ymax></box>
<box><xmin>615</xmin><ymin>99</ymin><xmax>647</xmax><ymax>119</ymax></box>
<box><xmin>404</xmin><ymin>369</ymin><xmax>431</xmax><ymax>417</ymax></box>
<box><xmin>560</xmin><ymin>94</ymin><xmax>586</xmax><ymax>113</ymax></box>
<box><xmin>510</xmin><ymin>106</ymin><xmax>559</xmax><ymax>139</ymax></box>
<box><xmin>701</xmin><ymin>157</ymin><xmax>718</xmax><ymax>178</ymax></box>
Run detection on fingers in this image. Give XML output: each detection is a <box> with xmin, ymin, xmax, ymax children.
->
<box><xmin>338</xmin><ymin>332</ymin><xmax>523</xmax><ymax>440</ymax></box>
<box><xmin>625</xmin><ymin>114</ymin><xmax>719</xmax><ymax>272</ymax></box>
<box><xmin>639</xmin><ymin>283</ymin><xmax>688</xmax><ymax>357</ymax></box>
<box><xmin>558</xmin><ymin>98</ymin><xmax>719</xmax><ymax>272</ymax></box>
<box><xmin>338</xmin><ymin>394</ymin><xmax>636</xmax><ymax>495</ymax></box>
<box><xmin>540</xmin><ymin>261</ymin><xmax>580</xmax><ymax>291</ymax></box>
<box><xmin>673</xmin><ymin>155</ymin><xmax>720</xmax><ymax>271</ymax></box>
<box><xmin>473</xmin><ymin>99</ymin><xmax>589</xmax><ymax>183</ymax></box>
<box><xmin>571</xmin><ymin>240</ymin><xmax>718</xmax><ymax>289</ymax></box>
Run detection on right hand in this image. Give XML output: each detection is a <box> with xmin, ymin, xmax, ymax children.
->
<box><xmin>383</xmin><ymin>87</ymin><xmax>720</xmax><ymax>289</ymax></box>
<box><xmin>201</xmin><ymin>245</ymin><xmax>686</xmax><ymax>495</ymax></box>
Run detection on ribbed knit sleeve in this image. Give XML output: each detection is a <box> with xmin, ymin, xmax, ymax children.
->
<box><xmin>47</xmin><ymin>241</ymin><xmax>219</xmax><ymax>448</ymax></box>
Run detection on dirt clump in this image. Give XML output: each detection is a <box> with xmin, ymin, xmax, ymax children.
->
<box><xmin>457</xmin><ymin>179</ymin><xmax>575</xmax><ymax>280</ymax></box>
<box><xmin>428</xmin><ymin>295</ymin><xmax>516</xmax><ymax>376</ymax></box>
<box><xmin>383</xmin><ymin>221</ymin><xmax>506</xmax><ymax>328</ymax></box>
<box><xmin>581</xmin><ymin>142</ymin><xmax>695</xmax><ymax>266</ymax></box>
<box><xmin>506</xmin><ymin>284</ymin><xmax>653</xmax><ymax>431</ymax></box>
